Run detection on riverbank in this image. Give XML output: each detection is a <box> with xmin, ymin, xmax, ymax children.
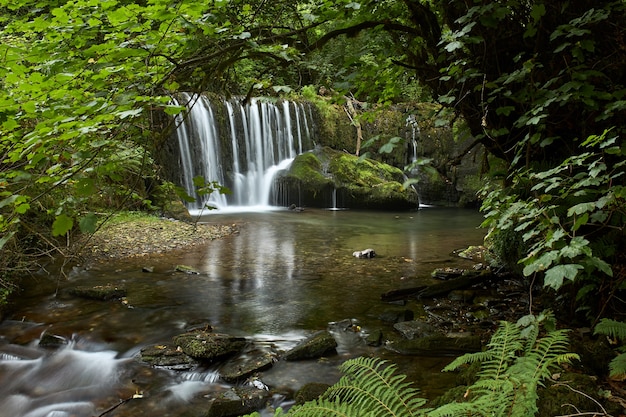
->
<box><xmin>76</xmin><ymin>212</ymin><xmax>238</xmax><ymax>263</ymax></box>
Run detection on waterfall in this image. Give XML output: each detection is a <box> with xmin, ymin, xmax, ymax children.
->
<box><xmin>172</xmin><ymin>93</ymin><xmax>316</xmax><ymax>213</ymax></box>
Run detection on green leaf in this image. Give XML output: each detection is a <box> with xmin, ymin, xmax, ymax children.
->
<box><xmin>79</xmin><ymin>212</ymin><xmax>98</xmax><ymax>234</ymax></box>
<box><xmin>52</xmin><ymin>214</ymin><xmax>74</xmax><ymax>236</ymax></box>
<box><xmin>75</xmin><ymin>178</ymin><xmax>96</xmax><ymax>197</ymax></box>
<box><xmin>544</xmin><ymin>264</ymin><xmax>583</xmax><ymax>289</ymax></box>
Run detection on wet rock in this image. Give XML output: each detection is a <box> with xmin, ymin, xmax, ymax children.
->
<box><xmin>173</xmin><ymin>331</ymin><xmax>247</xmax><ymax>361</ymax></box>
<box><xmin>142</xmin><ymin>266</ymin><xmax>154</xmax><ymax>273</ymax></box>
<box><xmin>206</xmin><ymin>386</ymin><xmax>271</xmax><ymax>417</ymax></box>
<box><xmin>431</xmin><ymin>267</ymin><xmax>464</xmax><ymax>280</ymax></box>
<box><xmin>284</xmin><ymin>330</ymin><xmax>337</xmax><ymax>361</ymax></box>
<box><xmin>140</xmin><ymin>344</ymin><xmax>197</xmax><ymax>370</ymax></box>
<box><xmin>353</xmin><ymin>248</ymin><xmax>376</xmax><ymax>258</ymax></box>
<box><xmin>385</xmin><ymin>334</ymin><xmax>482</xmax><ymax>356</ymax></box>
<box><xmin>295</xmin><ymin>382</ymin><xmax>331</xmax><ymax>405</ymax></box>
<box><xmin>67</xmin><ymin>284</ymin><xmax>127</xmax><ymax>301</ymax></box>
<box><xmin>219</xmin><ymin>350</ymin><xmax>275</xmax><ymax>382</ymax></box>
<box><xmin>378</xmin><ymin>308</ymin><xmax>414</xmax><ymax>324</ymax></box>
<box><xmin>454</xmin><ymin>245</ymin><xmax>488</xmax><ymax>262</ymax></box>
<box><xmin>393</xmin><ymin>320</ymin><xmax>438</xmax><ymax>339</ymax></box>
<box><xmin>175</xmin><ymin>264</ymin><xmax>200</xmax><ymax>274</ymax></box>
<box><xmin>365</xmin><ymin>328</ymin><xmax>383</xmax><ymax>346</ymax></box>
<box><xmin>38</xmin><ymin>333</ymin><xmax>68</xmax><ymax>349</ymax></box>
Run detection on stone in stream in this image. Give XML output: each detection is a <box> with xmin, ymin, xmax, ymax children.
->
<box><xmin>205</xmin><ymin>386</ymin><xmax>271</xmax><ymax>417</ymax></box>
<box><xmin>352</xmin><ymin>248</ymin><xmax>376</xmax><ymax>258</ymax></box>
<box><xmin>283</xmin><ymin>330</ymin><xmax>338</xmax><ymax>361</ymax></box>
<box><xmin>219</xmin><ymin>350</ymin><xmax>275</xmax><ymax>382</ymax></box>
<box><xmin>67</xmin><ymin>284</ymin><xmax>127</xmax><ymax>301</ymax></box>
<box><xmin>139</xmin><ymin>344</ymin><xmax>197</xmax><ymax>370</ymax></box>
<box><xmin>173</xmin><ymin>331</ymin><xmax>248</xmax><ymax>361</ymax></box>
<box><xmin>393</xmin><ymin>320</ymin><xmax>438</xmax><ymax>339</ymax></box>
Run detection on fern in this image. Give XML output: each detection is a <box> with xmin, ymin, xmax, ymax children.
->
<box><xmin>247</xmin><ymin>314</ymin><xmax>577</xmax><ymax>417</ymax></box>
<box><xmin>288</xmin><ymin>357</ymin><xmax>428</xmax><ymax>417</ymax></box>
<box><xmin>594</xmin><ymin>318</ymin><xmax>626</xmax><ymax>378</ymax></box>
<box><xmin>433</xmin><ymin>312</ymin><xmax>579</xmax><ymax>417</ymax></box>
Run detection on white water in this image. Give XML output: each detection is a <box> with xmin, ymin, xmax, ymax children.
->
<box><xmin>0</xmin><ymin>341</ymin><xmax>126</xmax><ymax>417</ymax></box>
<box><xmin>173</xmin><ymin>94</ymin><xmax>315</xmax><ymax>213</ymax></box>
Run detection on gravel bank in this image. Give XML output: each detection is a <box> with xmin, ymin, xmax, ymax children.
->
<box><xmin>78</xmin><ymin>216</ymin><xmax>237</xmax><ymax>262</ymax></box>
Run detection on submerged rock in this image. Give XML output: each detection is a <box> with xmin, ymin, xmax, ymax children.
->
<box><xmin>67</xmin><ymin>284</ymin><xmax>127</xmax><ymax>301</ymax></box>
<box><xmin>386</xmin><ymin>334</ymin><xmax>482</xmax><ymax>356</ymax></box>
<box><xmin>284</xmin><ymin>330</ymin><xmax>338</xmax><ymax>361</ymax></box>
<box><xmin>173</xmin><ymin>331</ymin><xmax>247</xmax><ymax>360</ymax></box>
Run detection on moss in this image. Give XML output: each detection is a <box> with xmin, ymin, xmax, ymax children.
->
<box><xmin>286</xmin><ymin>152</ymin><xmax>333</xmax><ymax>187</ymax></box>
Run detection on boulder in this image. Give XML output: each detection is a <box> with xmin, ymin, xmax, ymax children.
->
<box><xmin>284</xmin><ymin>331</ymin><xmax>337</xmax><ymax>361</ymax></box>
<box><xmin>294</xmin><ymin>382</ymin><xmax>331</xmax><ymax>405</ymax></box>
<box><xmin>277</xmin><ymin>147</ymin><xmax>418</xmax><ymax>210</ymax></box>
<box><xmin>206</xmin><ymin>386</ymin><xmax>271</xmax><ymax>417</ymax></box>
<box><xmin>219</xmin><ymin>351</ymin><xmax>275</xmax><ymax>382</ymax></box>
<box><xmin>173</xmin><ymin>331</ymin><xmax>247</xmax><ymax>361</ymax></box>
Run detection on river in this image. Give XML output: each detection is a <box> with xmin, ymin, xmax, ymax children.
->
<box><xmin>0</xmin><ymin>208</ymin><xmax>485</xmax><ymax>417</ymax></box>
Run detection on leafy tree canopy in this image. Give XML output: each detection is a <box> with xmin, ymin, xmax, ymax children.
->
<box><xmin>1</xmin><ymin>0</ymin><xmax>626</xmax><ymax>318</ymax></box>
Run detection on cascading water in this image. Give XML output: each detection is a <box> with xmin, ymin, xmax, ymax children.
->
<box><xmin>172</xmin><ymin>93</ymin><xmax>315</xmax><ymax>213</ymax></box>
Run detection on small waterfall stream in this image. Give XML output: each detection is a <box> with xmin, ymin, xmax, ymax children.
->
<box><xmin>172</xmin><ymin>94</ymin><xmax>316</xmax><ymax>213</ymax></box>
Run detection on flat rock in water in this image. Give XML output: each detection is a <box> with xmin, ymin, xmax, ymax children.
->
<box><xmin>67</xmin><ymin>284</ymin><xmax>127</xmax><ymax>301</ymax></box>
<box><xmin>393</xmin><ymin>320</ymin><xmax>438</xmax><ymax>339</ymax></box>
<box><xmin>173</xmin><ymin>331</ymin><xmax>247</xmax><ymax>360</ymax></box>
<box><xmin>219</xmin><ymin>351</ymin><xmax>275</xmax><ymax>382</ymax></box>
<box><xmin>284</xmin><ymin>330</ymin><xmax>337</xmax><ymax>361</ymax></box>
<box><xmin>139</xmin><ymin>344</ymin><xmax>197</xmax><ymax>370</ymax></box>
<box><xmin>206</xmin><ymin>386</ymin><xmax>271</xmax><ymax>417</ymax></box>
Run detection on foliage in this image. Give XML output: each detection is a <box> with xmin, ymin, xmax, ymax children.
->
<box><xmin>282</xmin><ymin>357</ymin><xmax>429</xmax><ymax>417</ymax></box>
<box><xmin>246</xmin><ymin>314</ymin><xmax>576</xmax><ymax>417</ymax></box>
<box><xmin>594</xmin><ymin>319</ymin><xmax>626</xmax><ymax>379</ymax></box>
<box><xmin>434</xmin><ymin>311</ymin><xmax>578</xmax><ymax>417</ymax></box>
<box><xmin>480</xmin><ymin>130</ymin><xmax>626</xmax><ymax>320</ymax></box>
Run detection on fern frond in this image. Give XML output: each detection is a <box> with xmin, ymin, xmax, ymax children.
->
<box><xmin>594</xmin><ymin>318</ymin><xmax>626</xmax><ymax>341</ymax></box>
<box><xmin>289</xmin><ymin>398</ymin><xmax>355</xmax><ymax>417</ymax></box>
<box><xmin>322</xmin><ymin>357</ymin><xmax>428</xmax><ymax>417</ymax></box>
<box><xmin>609</xmin><ymin>352</ymin><xmax>626</xmax><ymax>379</ymax></box>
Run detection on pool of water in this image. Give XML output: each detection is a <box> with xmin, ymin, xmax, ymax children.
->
<box><xmin>0</xmin><ymin>208</ymin><xmax>485</xmax><ymax>417</ymax></box>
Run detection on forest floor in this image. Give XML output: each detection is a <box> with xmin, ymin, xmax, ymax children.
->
<box><xmin>75</xmin><ymin>212</ymin><xmax>238</xmax><ymax>263</ymax></box>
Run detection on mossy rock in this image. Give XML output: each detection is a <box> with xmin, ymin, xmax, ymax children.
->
<box><xmin>173</xmin><ymin>331</ymin><xmax>247</xmax><ymax>360</ymax></box>
<box><xmin>279</xmin><ymin>147</ymin><xmax>418</xmax><ymax>209</ymax></box>
<box><xmin>294</xmin><ymin>382</ymin><xmax>332</xmax><ymax>405</ymax></box>
<box><xmin>67</xmin><ymin>284</ymin><xmax>127</xmax><ymax>301</ymax></box>
<box><xmin>140</xmin><ymin>344</ymin><xmax>197</xmax><ymax>370</ymax></box>
<box><xmin>206</xmin><ymin>386</ymin><xmax>271</xmax><ymax>417</ymax></box>
<box><xmin>284</xmin><ymin>330</ymin><xmax>338</xmax><ymax>361</ymax></box>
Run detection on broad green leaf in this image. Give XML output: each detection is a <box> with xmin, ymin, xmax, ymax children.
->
<box><xmin>52</xmin><ymin>214</ymin><xmax>74</xmax><ymax>236</ymax></box>
<box><xmin>79</xmin><ymin>213</ymin><xmax>98</xmax><ymax>234</ymax></box>
<box><xmin>544</xmin><ymin>264</ymin><xmax>583</xmax><ymax>289</ymax></box>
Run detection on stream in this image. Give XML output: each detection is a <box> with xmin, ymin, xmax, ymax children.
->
<box><xmin>0</xmin><ymin>208</ymin><xmax>485</xmax><ymax>417</ymax></box>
